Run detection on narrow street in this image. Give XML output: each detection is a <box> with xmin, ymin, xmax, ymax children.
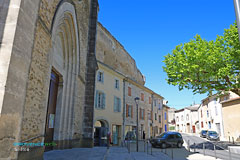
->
<box><xmin>182</xmin><ymin>133</ymin><xmax>240</xmax><ymax>160</ymax></box>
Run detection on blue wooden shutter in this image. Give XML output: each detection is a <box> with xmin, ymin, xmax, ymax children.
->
<box><xmin>114</xmin><ymin>96</ymin><xmax>117</xmax><ymax>112</ymax></box>
<box><xmin>102</xmin><ymin>92</ymin><xmax>106</xmax><ymax>109</ymax></box>
<box><xmin>95</xmin><ymin>90</ymin><xmax>99</xmax><ymax>108</ymax></box>
<box><xmin>119</xmin><ymin>98</ymin><xmax>121</xmax><ymax>112</ymax></box>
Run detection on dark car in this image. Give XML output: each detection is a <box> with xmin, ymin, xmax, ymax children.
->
<box><xmin>206</xmin><ymin>131</ymin><xmax>220</xmax><ymax>141</ymax></box>
<box><xmin>150</xmin><ymin>132</ymin><xmax>184</xmax><ymax>148</ymax></box>
<box><xmin>200</xmin><ymin>130</ymin><xmax>208</xmax><ymax>138</ymax></box>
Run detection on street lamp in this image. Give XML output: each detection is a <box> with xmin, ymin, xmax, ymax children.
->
<box><xmin>134</xmin><ymin>97</ymin><xmax>140</xmax><ymax>152</ymax></box>
<box><xmin>234</xmin><ymin>0</ymin><xmax>240</xmax><ymax>42</ymax></box>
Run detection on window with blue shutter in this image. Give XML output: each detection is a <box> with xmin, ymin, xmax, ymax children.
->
<box><xmin>114</xmin><ymin>96</ymin><xmax>121</xmax><ymax>112</ymax></box>
<box><xmin>95</xmin><ymin>90</ymin><xmax>105</xmax><ymax>109</ymax></box>
<box><xmin>102</xmin><ymin>92</ymin><xmax>105</xmax><ymax>109</ymax></box>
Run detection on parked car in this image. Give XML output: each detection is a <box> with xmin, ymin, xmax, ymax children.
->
<box><xmin>200</xmin><ymin>130</ymin><xmax>208</xmax><ymax>138</ymax></box>
<box><xmin>206</xmin><ymin>131</ymin><xmax>220</xmax><ymax>141</ymax></box>
<box><xmin>150</xmin><ymin>132</ymin><xmax>184</xmax><ymax>148</ymax></box>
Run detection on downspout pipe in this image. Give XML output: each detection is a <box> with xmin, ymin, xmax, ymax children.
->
<box><xmin>122</xmin><ymin>79</ymin><xmax>126</xmax><ymax>143</ymax></box>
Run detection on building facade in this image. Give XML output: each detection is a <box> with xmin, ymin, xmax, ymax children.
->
<box><xmin>94</xmin><ymin>22</ymin><xmax>168</xmax><ymax>143</ymax></box>
<box><xmin>198</xmin><ymin>92</ymin><xmax>238</xmax><ymax>140</ymax></box>
<box><xmin>123</xmin><ymin>78</ymin><xmax>166</xmax><ymax>140</ymax></box>
<box><xmin>175</xmin><ymin>105</ymin><xmax>199</xmax><ymax>133</ymax></box>
<box><xmin>0</xmin><ymin>0</ymin><xmax>99</xmax><ymax>159</ymax></box>
<box><xmin>94</xmin><ymin>61</ymin><xmax>125</xmax><ymax>146</ymax></box>
<box><xmin>168</xmin><ymin>108</ymin><xmax>176</xmax><ymax>131</ymax></box>
<box><xmin>221</xmin><ymin>97</ymin><xmax>240</xmax><ymax>142</ymax></box>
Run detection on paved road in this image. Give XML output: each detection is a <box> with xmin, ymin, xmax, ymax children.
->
<box><xmin>126</xmin><ymin>140</ymin><xmax>220</xmax><ymax>160</ymax></box>
<box><xmin>181</xmin><ymin>133</ymin><xmax>240</xmax><ymax>160</ymax></box>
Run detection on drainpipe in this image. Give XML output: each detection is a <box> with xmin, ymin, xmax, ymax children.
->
<box><xmin>122</xmin><ymin>79</ymin><xmax>126</xmax><ymax>143</ymax></box>
<box><xmin>151</xmin><ymin>94</ymin><xmax>154</xmax><ymax>137</ymax></box>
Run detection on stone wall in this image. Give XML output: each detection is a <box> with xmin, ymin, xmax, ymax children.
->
<box><xmin>0</xmin><ymin>0</ymin><xmax>98</xmax><ymax>159</ymax></box>
<box><xmin>96</xmin><ymin>23</ymin><xmax>145</xmax><ymax>85</ymax></box>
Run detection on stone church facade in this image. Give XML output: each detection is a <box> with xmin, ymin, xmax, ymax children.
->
<box><xmin>0</xmin><ymin>0</ymin><xmax>98</xmax><ymax>159</ymax></box>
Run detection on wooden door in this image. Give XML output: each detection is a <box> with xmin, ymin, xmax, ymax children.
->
<box><xmin>192</xmin><ymin>126</ymin><xmax>196</xmax><ymax>133</ymax></box>
<box><xmin>44</xmin><ymin>71</ymin><xmax>59</xmax><ymax>151</ymax></box>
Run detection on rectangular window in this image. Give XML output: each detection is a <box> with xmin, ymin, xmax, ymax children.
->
<box><xmin>115</xmin><ymin>79</ymin><xmax>119</xmax><ymax>89</ymax></box>
<box><xmin>201</xmin><ymin>122</ymin><xmax>204</xmax><ymax>128</ymax></box>
<box><xmin>97</xmin><ymin>71</ymin><xmax>104</xmax><ymax>83</ymax></box>
<box><xmin>155</xmin><ymin>113</ymin><xmax>157</xmax><ymax>120</ymax></box>
<box><xmin>164</xmin><ymin>112</ymin><xmax>167</xmax><ymax>120</ymax></box>
<box><xmin>154</xmin><ymin>100</ymin><xmax>157</xmax><ymax>106</ymax></box>
<box><xmin>141</xmin><ymin>93</ymin><xmax>144</xmax><ymax>101</ymax></box>
<box><xmin>128</xmin><ymin>87</ymin><xmax>131</xmax><ymax>96</ymax></box>
<box><xmin>159</xmin><ymin>115</ymin><xmax>161</xmax><ymax>123</ymax></box>
<box><xmin>126</xmin><ymin>104</ymin><xmax>133</xmax><ymax>118</ymax></box>
<box><xmin>207</xmin><ymin>110</ymin><xmax>209</xmax><ymax>117</ymax></box>
<box><xmin>149</xmin><ymin>97</ymin><xmax>152</xmax><ymax>104</ymax></box>
<box><xmin>114</xmin><ymin>96</ymin><xmax>121</xmax><ymax>112</ymax></box>
<box><xmin>95</xmin><ymin>90</ymin><xmax>105</xmax><ymax>109</ymax></box>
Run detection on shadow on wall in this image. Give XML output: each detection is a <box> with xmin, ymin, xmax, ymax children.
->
<box><xmin>0</xmin><ymin>0</ymin><xmax>10</xmax><ymax>47</ymax></box>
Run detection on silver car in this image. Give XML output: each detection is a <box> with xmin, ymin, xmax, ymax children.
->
<box><xmin>206</xmin><ymin>131</ymin><xmax>220</xmax><ymax>141</ymax></box>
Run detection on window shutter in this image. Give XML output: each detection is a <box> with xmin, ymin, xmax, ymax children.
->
<box><xmin>119</xmin><ymin>98</ymin><xmax>121</xmax><ymax>112</ymax></box>
<box><xmin>114</xmin><ymin>96</ymin><xmax>117</xmax><ymax>112</ymax></box>
<box><xmin>126</xmin><ymin>104</ymin><xmax>129</xmax><ymax>117</ymax></box>
<box><xmin>95</xmin><ymin>90</ymin><xmax>99</xmax><ymax>108</ymax></box>
<box><xmin>131</xmin><ymin>106</ymin><xmax>133</xmax><ymax>118</ymax></box>
<box><xmin>102</xmin><ymin>92</ymin><xmax>106</xmax><ymax>109</ymax></box>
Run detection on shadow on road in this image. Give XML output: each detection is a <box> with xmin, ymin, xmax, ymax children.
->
<box><xmin>189</xmin><ymin>141</ymin><xmax>224</xmax><ymax>150</ymax></box>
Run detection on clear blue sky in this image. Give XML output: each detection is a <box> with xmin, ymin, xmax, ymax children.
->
<box><xmin>98</xmin><ymin>0</ymin><xmax>236</xmax><ymax>109</ymax></box>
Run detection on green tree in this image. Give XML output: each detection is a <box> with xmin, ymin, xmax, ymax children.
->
<box><xmin>163</xmin><ymin>23</ymin><xmax>240</xmax><ymax>95</ymax></box>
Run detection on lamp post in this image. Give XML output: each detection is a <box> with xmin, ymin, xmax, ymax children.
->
<box><xmin>234</xmin><ymin>0</ymin><xmax>240</xmax><ymax>42</ymax></box>
<box><xmin>135</xmin><ymin>97</ymin><xmax>140</xmax><ymax>152</ymax></box>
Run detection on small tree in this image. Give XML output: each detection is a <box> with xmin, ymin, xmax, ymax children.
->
<box><xmin>163</xmin><ymin>23</ymin><xmax>240</xmax><ymax>95</ymax></box>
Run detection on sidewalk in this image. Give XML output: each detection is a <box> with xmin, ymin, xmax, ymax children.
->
<box><xmin>44</xmin><ymin>146</ymin><xmax>221</xmax><ymax>160</ymax></box>
<box><xmin>44</xmin><ymin>147</ymin><xmax>107</xmax><ymax>160</ymax></box>
<box><xmin>104</xmin><ymin>147</ymin><xmax>171</xmax><ymax>160</ymax></box>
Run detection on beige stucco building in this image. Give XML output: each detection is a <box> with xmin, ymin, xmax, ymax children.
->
<box><xmin>175</xmin><ymin>105</ymin><xmax>199</xmax><ymax>133</ymax></box>
<box><xmin>124</xmin><ymin>78</ymin><xmax>166</xmax><ymax>139</ymax></box>
<box><xmin>198</xmin><ymin>92</ymin><xmax>239</xmax><ymax>140</ymax></box>
<box><xmin>94</xmin><ymin>61</ymin><xmax>124</xmax><ymax>146</ymax></box>
<box><xmin>221</xmin><ymin>97</ymin><xmax>240</xmax><ymax>142</ymax></box>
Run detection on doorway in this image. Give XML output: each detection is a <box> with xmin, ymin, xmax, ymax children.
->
<box><xmin>94</xmin><ymin>120</ymin><xmax>109</xmax><ymax>146</ymax></box>
<box><xmin>192</xmin><ymin>125</ymin><xmax>196</xmax><ymax>133</ymax></box>
<box><xmin>112</xmin><ymin>125</ymin><xmax>121</xmax><ymax>145</ymax></box>
<box><xmin>44</xmin><ymin>70</ymin><xmax>59</xmax><ymax>151</ymax></box>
